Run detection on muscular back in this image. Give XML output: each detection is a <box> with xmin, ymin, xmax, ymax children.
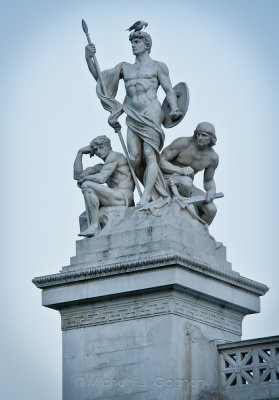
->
<box><xmin>105</xmin><ymin>151</ymin><xmax>134</xmax><ymax>191</ymax></box>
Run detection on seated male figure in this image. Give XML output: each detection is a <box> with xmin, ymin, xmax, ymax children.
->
<box><xmin>73</xmin><ymin>135</ymin><xmax>134</xmax><ymax>237</ymax></box>
<box><xmin>160</xmin><ymin>122</ymin><xmax>219</xmax><ymax>225</ymax></box>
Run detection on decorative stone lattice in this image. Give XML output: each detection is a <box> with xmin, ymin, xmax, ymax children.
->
<box><xmin>219</xmin><ymin>339</ymin><xmax>279</xmax><ymax>389</ymax></box>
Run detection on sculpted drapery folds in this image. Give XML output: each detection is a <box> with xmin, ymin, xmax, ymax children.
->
<box><xmin>85</xmin><ymin>30</ymin><xmax>182</xmax><ymax>205</ymax></box>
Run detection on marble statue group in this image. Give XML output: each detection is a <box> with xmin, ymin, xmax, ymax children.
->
<box><xmin>74</xmin><ymin>21</ymin><xmax>222</xmax><ymax>237</ymax></box>
<box><xmin>34</xmin><ymin>20</ymin><xmax>273</xmax><ymax>400</ymax></box>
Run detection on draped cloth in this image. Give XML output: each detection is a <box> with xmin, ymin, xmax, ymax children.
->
<box><xmin>96</xmin><ymin>63</ymin><xmax>169</xmax><ymax>200</ymax></box>
<box><xmin>96</xmin><ymin>63</ymin><xmax>124</xmax><ymax>131</ymax></box>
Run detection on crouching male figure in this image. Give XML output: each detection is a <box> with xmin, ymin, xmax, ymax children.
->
<box><xmin>160</xmin><ymin>122</ymin><xmax>219</xmax><ymax>225</ymax></box>
<box><xmin>74</xmin><ymin>135</ymin><xmax>134</xmax><ymax>237</ymax></box>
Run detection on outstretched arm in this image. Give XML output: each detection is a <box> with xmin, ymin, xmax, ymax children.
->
<box><xmin>203</xmin><ymin>155</ymin><xmax>219</xmax><ymax>203</ymax></box>
<box><xmin>78</xmin><ymin>165</ymin><xmax>103</xmax><ymax>179</ymax></box>
<box><xmin>160</xmin><ymin>138</ymin><xmax>193</xmax><ymax>176</ymax></box>
<box><xmin>160</xmin><ymin>146</ymin><xmax>181</xmax><ymax>174</ymax></box>
<box><xmin>157</xmin><ymin>62</ymin><xmax>182</xmax><ymax>121</ymax></box>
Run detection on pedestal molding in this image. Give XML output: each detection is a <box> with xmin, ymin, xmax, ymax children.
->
<box><xmin>33</xmin><ymin>252</ymin><xmax>268</xmax><ymax>296</ymax></box>
<box><xmin>60</xmin><ymin>293</ymin><xmax>243</xmax><ymax>335</ymax></box>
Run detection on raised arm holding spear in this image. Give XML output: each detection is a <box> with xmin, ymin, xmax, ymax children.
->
<box><xmin>82</xmin><ymin>19</ymin><xmax>142</xmax><ymax>198</ymax></box>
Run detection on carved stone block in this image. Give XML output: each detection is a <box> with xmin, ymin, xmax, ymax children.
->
<box><xmin>33</xmin><ymin>207</ymin><xmax>268</xmax><ymax>400</ymax></box>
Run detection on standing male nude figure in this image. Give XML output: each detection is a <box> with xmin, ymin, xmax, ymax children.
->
<box><xmin>85</xmin><ymin>31</ymin><xmax>182</xmax><ymax>205</ymax></box>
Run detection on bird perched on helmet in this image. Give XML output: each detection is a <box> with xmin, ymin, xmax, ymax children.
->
<box><xmin>126</xmin><ymin>21</ymin><xmax>148</xmax><ymax>32</ymax></box>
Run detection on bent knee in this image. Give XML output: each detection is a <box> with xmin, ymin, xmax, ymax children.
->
<box><xmin>205</xmin><ymin>202</ymin><xmax>217</xmax><ymax>216</ymax></box>
<box><xmin>81</xmin><ymin>181</ymin><xmax>96</xmax><ymax>193</ymax></box>
<box><xmin>175</xmin><ymin>177</ymin><xmax>193</xmax><ymax>197</ymax></box>
<box><xmin>81</xmin><ymin>181</ymin><xmax>91</xmax><ymax>189</ymax></box>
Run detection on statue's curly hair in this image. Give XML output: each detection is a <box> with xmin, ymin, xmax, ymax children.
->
<box><xmin>90</xmin><ymin>135</ymin><xmax>111</xmax><ymax>156</ymax></box>
<box><xmin>129</xmin><ymin>31</ymin><xmax>152</xmax><ymax>54</ymax></box>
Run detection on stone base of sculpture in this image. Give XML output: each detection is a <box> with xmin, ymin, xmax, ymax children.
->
<box><xmin>79</xmin><ymin>206</ymin><xmax>129</xmax><ymax>236</ymax></box>
<box><xmin>33</xmin><ymin>204</ymin><xmax>268</xmax><ymax>400</ymax></box>
<box><xmin>75</xmin><ymin>201</ymin><xmax>230</xmax><ymax>271</ymax></box>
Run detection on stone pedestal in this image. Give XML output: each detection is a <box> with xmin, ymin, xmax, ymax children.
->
<box><xmin>33</xmin><ymin>203</ymin><xmax>268</xmax><ymax>400</ymax></box>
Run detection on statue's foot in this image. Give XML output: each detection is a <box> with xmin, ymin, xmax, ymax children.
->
<box><xmin>78</xmin><ymin>223</ymin><xmax>100</xmax><ymax>238</ymax></box>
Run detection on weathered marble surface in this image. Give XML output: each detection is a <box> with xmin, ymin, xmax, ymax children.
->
<box><xmin>31</xmin><ymin>19</ymin><xmax>274</xmax><ymax>400</ymax></box>
<box><xmin>72</xmin><ymin>201</ymin><xmax>229</xmax><ymax>273</ymax></box>
<box><xmin>33</xmin><ymin>203</ymin><xmax>268</xmax><ymax>400</ymax></box>
<box><xmin>60</xmin><ymin>290</ymin><xmax>242</xmax><ymax>400</ymax></box>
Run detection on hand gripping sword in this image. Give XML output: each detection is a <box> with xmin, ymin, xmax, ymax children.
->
<box><xmin>82</xmin><ymin>19</ymin><xmax>142</xmax><ymax>197</ymax></box>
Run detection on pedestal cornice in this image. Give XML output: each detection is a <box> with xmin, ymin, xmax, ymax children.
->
<box><xmin>33</xmin><ymin>252</ymin><xmax>268</xmax><ymax>297</ymax></box>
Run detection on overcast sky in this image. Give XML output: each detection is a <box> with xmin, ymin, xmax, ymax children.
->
<box><xmin>1</xmin><ymin>0</ymin><xmax>279</xmax><ymax>399</ymax></box>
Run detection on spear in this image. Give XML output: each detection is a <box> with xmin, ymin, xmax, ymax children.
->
<box><xmin>82</xmin><ymin>19</ymin><xmax>142</xmax><ymax>197</ymax></box>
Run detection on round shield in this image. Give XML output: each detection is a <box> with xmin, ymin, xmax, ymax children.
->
<box><xmin>162</xmin><ymin>82</ymin><xmax>189</xmax><ymax>128</ymax></box>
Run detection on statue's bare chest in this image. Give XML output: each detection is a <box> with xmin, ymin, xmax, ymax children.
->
<box><xmin>176</xmin><ymin>148</ymin><xmax>210</xmax><ymax>171</ymax></box>
<box><xmin>123</xmin><ymin>63</ymin><xmax>158</xmax><ymax>83</ymax></box>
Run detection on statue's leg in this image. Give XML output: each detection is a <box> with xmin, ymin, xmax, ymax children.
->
<box><xmin>87</xmin><ymin>183</ymin><xmax>127</xmax><ymax>207</ymax></box>
<box><xmin>127</xmin><ymin>128</ymin><xmax>144</xmax><ymax>183</ymax></box>
<box><xmin>138</xmin><ymin>142</ymin><xmax>158</xmax><ymax>204</ymax></box>
<box><xmin>79</xmin><ymin>182</ymin><xmax>100</xmax><ymax>237</ymax></box>
<box><xmin>172</xmin><ymin>175</ymin><xmax>193</xmax><ymax>197</ymax></box>
<box><xmin>196</xmin><ymin>202</ymin><xmax>217</xmax><ymax>225</ymax></box>
<box><xmin>80</xmin><ymin>182</ymin><xmax>128</xmax><ymax>237</ymax></box>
